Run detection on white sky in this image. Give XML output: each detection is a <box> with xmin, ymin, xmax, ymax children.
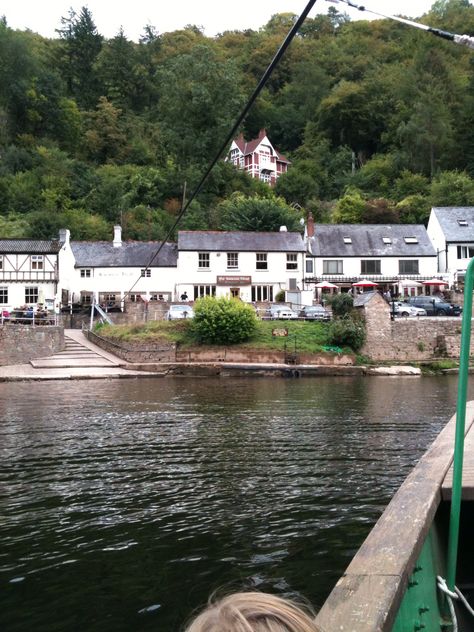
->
<box><xmin>2</xmin><ymin>0</ymin><xmax>443</xmax><ymax>42</ymax></box>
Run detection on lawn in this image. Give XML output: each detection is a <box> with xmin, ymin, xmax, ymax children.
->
<box><xmin>96</xmin><ymin>318</ymin><xmax>333</xmax><ymax>354</ymax></box>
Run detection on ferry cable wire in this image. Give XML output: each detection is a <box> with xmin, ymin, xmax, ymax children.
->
<box><xmin>437</xmin><ymin>575</ymin><xmax>474</xmax><ymax>630</ymax></box>
<box><xmin>327</xmin><ymin>0</ymin><xmax>474</xmax><ymax>48</ymax></box>
<box><xmin>124</xmin><ymin>0</ymin><xmax>318</xmax><ymax>299</ymax></box>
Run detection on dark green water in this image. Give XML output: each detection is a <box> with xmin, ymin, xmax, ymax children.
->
<box><xmin>0</xmin><ymin>376</ymin><xmax>467</xmax><ymax>631</ymax></box>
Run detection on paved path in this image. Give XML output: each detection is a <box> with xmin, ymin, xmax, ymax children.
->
<box><xmin>0</xmin><ymin>330</ymin><xmax>160</xmax><ymax>381</ymax></box>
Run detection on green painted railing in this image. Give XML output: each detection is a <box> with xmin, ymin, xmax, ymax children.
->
<box><xmin>446</xmin><ymin>257</ymin><xmax>474</xmax><ymax>591</ymax></box>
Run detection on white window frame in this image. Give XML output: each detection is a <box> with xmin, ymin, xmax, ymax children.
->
<box><xmin>305</xmin><ymin>258</ymin><xmax>314</xmax><ymax>274</ymax></box>
<box><xmin>25</xmin><ymin>287</ymin><xmax>38</xmax><ymax>304</ymax></box>
<box><xmin>251</xmin><ymin>285</ymin><xmax>274</xmax><ymax>302</ymax></box>
<box><xmin>323</xmin><ymin>260</ymin><xmax>343</xmax><ymax>274</ymax></box>
<box><xmin>256</xmin><ymin>253</ymin><xmax>268</xmax><ymax>270</ymax></box>
<box><xmin>80</xmin><ymin>268</ymin><xmax>92</xmax><ymax>278</ymax></box>
<box><xmin>457</xmin><ymin>245</ymin><xmax>474</xmax><ymax>259</ymax></box>
<box><xmin>140</xmin><ymin>269</ymin><xmax>151</xmax><ymax>277</ymax></box>
<box><xmin>0</xmin><ymin>286</ymin><xmax>7</xmax><ymax>304</ymax></box>
<box><xmin>399</xmin><ymin>260</ymin><xmax>419</xmax><ymax>274</ymax></box>
<box><xmin>227</xmin><ymin>252</ymin><xmax>238</xmax><ymax>269</ymax></box>
<box><xmin>31</xmin><ymin>255</ymin><xmax>44</xmax><ymax>270</ymax></box>
<box><xmin>194</xmin><ymin>285</ymin><xmax>216</xmax><ymax>299</ymax></box>
<box><xmin>198</xmin><ymin>252</ymin><xmax>210</xmax><ymax>269</ymax></box>
<box><xmin>286</xmin><ymin>254</ymin><xmax>298</xmax><ymax>270</ymax></box>
<box><xmin>361</xmin><ymin>260</ymin><xmax>381</xmax><ymax>275</ymax></box>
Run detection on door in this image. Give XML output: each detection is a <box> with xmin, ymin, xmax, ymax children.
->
<box><xmin>230</xmin><ymin>288</ymin><xmax>240</xmax><ymax>298</ymax></box>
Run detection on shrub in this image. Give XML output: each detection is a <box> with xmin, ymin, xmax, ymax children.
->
<box><xmin>327</xmin><ymin>293</ymin><xmax>354</xmax><ymax>318</ymax></box>
<box><xmin>192</xmin><ymin>296</ymin><xmax>258</xmax><ymax>344</ymax></box>
<box><xmin>328</xmin><ymin>315</ymin><xmax>366</xmax><ymax>351</ymax></box>
<box><xmin>274</xmin><ymin>290</ymin><xmax>285</xmax><ymax>302</ymax></box>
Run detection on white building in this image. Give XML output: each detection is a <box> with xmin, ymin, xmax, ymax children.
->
<box><xmin>0</xmin><ymin>236</ymin><xmax>63</xmax><ymax>312</ymax></box>
<box><xmin>304</xmin><ymin>216</ymin><xmax>438</xmax><ymax>295</ymax></box>
<box><xmin>176</xmin><ymin>230</ymin><xmax>305</xmax><ymax>303</ymax></box>
<box><xmin>427</xmin><ymin>206</ymin><xmax>474</xmax><ymax>287</ymax></box>
<box><xmin>227</xmin><ymin>129</ymin><xmax>290</xmax><ymax>186</ymax></box>
<box><xmin>59</xmin><ymin>226</ymin><xmax>178</xmax><ymax>308</ymax></box>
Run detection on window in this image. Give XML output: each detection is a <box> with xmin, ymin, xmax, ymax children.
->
<box><xmin>141</xmin><ymin>269</ymin><xmax>151</xmax><ymax>277</ymax></box>
<box><xmin>286</xmin><ymin>254</ymin><xmax>298</xmax><ymax>270</ymax></box>
<box><xmin>194</xmin><ymin>285</ymin><xmax>216</xmax><ymax>299</ymax></box>
<box><xmin>227</xmin><ymin>252</ymin><xmax>238</xmax><ymax>269</ymax></box>
<box><xmin>25</xmin><ymin>287</ymin><xmax>38</xmax><ymax>304</ymax></box>
<box><xmin>404</xmin><ymin>237</ymin><xmax>418</xmax><ymax>244</ymax></box>
<box><xmin>256</xmin><ymin>253</ymin><xmax>268</xmax><ymax>270</ymax></box>
<box><xmin>382</xmin><ymin>237</ymin><xmax>392</xmax><ymax>244</ymax></box>
<box><xmin>343</xmin><ymin>237</ymin><xmax>352</xmax><ymax>244</ymax></box>
<box><xmin>305</xmin><ymin>258</ymin><xmax>314</xmax><ymax>274</ymax></box>
<box><xmin>399</xmin><ymin>260</ymin><xmax>419</xmax><ymax>274</ymax></box>
<box><xmin>259</xmin><ymin>171</ymin><xmax>271</xmax><ymax>183</ymax></box>
<box><xmin>198</xmin><ymin>252</ymin><xmax>210</xmax><ymax>268</ymax></box>
<box><xmin>80</xmin><ymin>268</ymin><xmax>92</xmax><ymax>278</ymax></box>
<box><xmin>81</xmin><ymin>294</ymin><xmax>92</xmax><ymax>305</ymax></box>
<box><xmin>150</xmin><ymin>293</ymin><xmax>168</xmax><ymax>301</ymax></box>
<box><xmin>323</xmin><ymin>260</ymin><xmax>343</xmax><ymax>274</ymax></box>
<box><xmin>361</xmin><ymin>260</ymin><xmax>381</xmax><ymax>275</ymax></box>
<box><xmin>457</xmin><ymin>246</ymin><xmax>474</xmax><ymax>259</ymax></box>
<box><xmin>130</xmin><ymin>294</ymin><xmax>141</xmax><ymax>302</ymax></box>
<box><xmin>31</xmin><ymin>255</ymin><xmax>44</xmax><ymax>270</ymax></box>
<box><xmin>458</xmin><ymin>219</ymin><xmax>468</xmax><ymax>226</ymax></box>
<box><xmin>0</xmin><ymin>287</ymin><xmax>7</xmax><ymax>304</ymax></box>
<box><xmin>251</xmin><ymin>285</ymin><xmax>273</xmax><ymax>302</ymax></box>
<box><xmin>289</xmin><ymin>278</ymin><xmax>297</xmax><ymax>290</ymax></box>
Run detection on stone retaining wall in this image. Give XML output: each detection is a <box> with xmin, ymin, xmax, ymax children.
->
<box><xmin>0</xmin><ymin>325</ymin><xmax>64</xmax><ymax>366</ymax></box>
<box><xmin>85</xmin><ymin>330</ymin><xmax>176</xmax><ymax>363</ymax></box>
<box><xmin>358</xmin><ymin>292</ymin><xmax>468</xmax><ymax>361</ymax></box>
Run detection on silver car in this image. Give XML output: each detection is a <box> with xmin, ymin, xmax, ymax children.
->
<box><xmin>166</xmin><ymin>304</ymin><xmax>194</xmax><ymax>320</ymax></box>
<box><xmin>266</xmin><ymin>304</ymin><xmax>298</xmax><ymax>320</ymax></box>
<box><xmin>390</xmin><ymin>301</ymin><xmax>427</xmax><ymax>317</ymax></box>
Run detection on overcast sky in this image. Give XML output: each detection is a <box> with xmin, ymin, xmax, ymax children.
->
<box><xmin>2</xmin><ymin>0</ymin><xmax>442</xmax><ymax>41</ymax></box>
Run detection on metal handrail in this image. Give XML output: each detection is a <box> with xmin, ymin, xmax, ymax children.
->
<box><xmin>446</xmin><ymin>256</ymin><xmax>474</xmax><ymax>589</ymax></box>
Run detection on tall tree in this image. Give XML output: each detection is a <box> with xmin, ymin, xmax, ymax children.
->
<box><xmin>57</xmin><ymin>6</ymin><xmax>103</xmax><ymax>109</ymax></box>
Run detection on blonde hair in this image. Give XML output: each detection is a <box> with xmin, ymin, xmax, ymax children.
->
<box><xmin>184</xmin><ymin>591</ymin><xmax>319</xmax><ymax>632</ymax></box>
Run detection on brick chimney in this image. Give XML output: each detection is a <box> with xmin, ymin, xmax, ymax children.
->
<box><xmin>307</xmin><ymin>212</ymin><xmax>315</xmax><ymax>238</ymax></box>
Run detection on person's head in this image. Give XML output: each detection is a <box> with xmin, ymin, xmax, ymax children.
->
<box><xmin>184</xmin><ymin>591</ymin><xmax>319</xmax><ymax>632</ymax></box>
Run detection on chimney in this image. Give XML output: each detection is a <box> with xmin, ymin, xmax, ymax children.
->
<box><xmin>113</xmin><ymin>225</ymin><xmax>122</xmax><ymax>248</ymax></box>
<box><xmin>59</xmin><ymin>228</ymin><xmax>70</xmax><ymax>245</ymax></box>
<box><xmin>307</xmin><ymin>213</ymin><xmax>315</xmax><ymax>238</ymax></box>
<box><xmin>259</xmin><ymin>128</ymin><xmax>266</xmax><ymax>139</ymax></box>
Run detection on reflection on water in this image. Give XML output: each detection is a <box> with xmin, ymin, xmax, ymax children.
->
<box><xmin>0</xmin><ymin>376</ymin><xmax>467</xmax><ymax>631</ymax></box>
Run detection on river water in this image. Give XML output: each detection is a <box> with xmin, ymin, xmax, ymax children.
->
<box><xmin>0</xmin><ymin>375</ymin><xmax>468</xmax><ymax>631</ymax></box>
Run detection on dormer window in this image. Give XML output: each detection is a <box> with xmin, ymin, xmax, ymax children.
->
<box><xmin>343</xmin><ymin>237</ymin><xmax>352</xmax><ymax>244</ymax></box>
<box><xmin>458</xmin><ymin>219</ymin><xmax>468</xmax><ymax>226</ymax></box>
<box><xmin>382</xmin><ymin>237</ymin><xmax>392</xmax><ymax>244</ymax></box>
<box><xmin>404</xmin><ymin>237</ymin><xmax>418</xmax><ymax>244</ymax></box>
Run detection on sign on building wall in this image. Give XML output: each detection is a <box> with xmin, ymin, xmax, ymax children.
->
<box><xmin>217</xmin><ymin>276</ymin><xmax>252</xmax><ymax>285</ymax></box>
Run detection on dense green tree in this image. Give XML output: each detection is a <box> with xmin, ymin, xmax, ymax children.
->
<box><xmin>430</xmin><ymin>171</ymin><xmax>474</xmax><ymax>206</ymax></box>
<box><xmin>83</xmin><ymin>97</ymin><xmax>127</xmax><ymax>164</ymax></box>
<box><xmin>56</xmin><ymin>6</ymin><xmax>103</xmax><ymax>108</ymax></box>
<box><xmin>332</xmin><ymin>190</ymin><xmax>366</xmax><ymax>223</ymax></box>
<box><xmin>218</xmin><ymin>193</ymin><xmax>301</xmax><ymax>232</ymax></box>
<box><xmin>95</xmin><ymin>28</ymin><xmax>139</xmax><ymax>110</ymax></box>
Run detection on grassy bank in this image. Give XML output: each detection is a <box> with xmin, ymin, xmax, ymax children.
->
<box><xmin>96</xmin><ymin>319</ymin><xmax>334</xmax><ymax>354</ymax></box>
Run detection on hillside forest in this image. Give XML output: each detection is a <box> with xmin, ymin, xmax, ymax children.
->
<box><xmin>1</xmin><ymin>0</ymin><xmax>474</xmax><ymax>241</ymax></box>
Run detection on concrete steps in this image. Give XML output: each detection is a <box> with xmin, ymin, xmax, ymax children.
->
<box><xmin>30</xmin><ymin>334</ymin><xmax>122</xmax><ymax>369</ymax></box>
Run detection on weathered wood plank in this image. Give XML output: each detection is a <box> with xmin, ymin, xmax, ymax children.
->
<box><xmin>442</xmin><ymin>419</ymin><xmax>474</xmax><ymax>500</ymax></box>
<box><xmin>315</xmin><ymin>402</ymin><xmax>474</xmax><ymax>632</ymax></box>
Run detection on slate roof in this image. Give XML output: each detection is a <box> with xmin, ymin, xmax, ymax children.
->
<box><xmin>0</xmin><ymin>239</ymin><xmax>63</xmax><ymax>254</ymax></box>
<box><xmin>308</xmin><ymin>224</ymin><xmax>436</xmax><ymax>257</ymax></box>
<box><xmin>71</xmin><ymin>241</ymin><xmax>178</xmax><ymax>267</ymax></box>
<box><xmin>178</xmin><ymin>231</ymin><xmax>305</xmax><ymax>252</ymax></box>
<box><xmin>233</xmin><ymin>129</ymin><xmax>290</xmax><ymax>164</ymax></box>
<box><xmin>432</xmin><ymin>207</ymin><xmax>474</xmax><ymax>242</ymax></box>
<box><xmin>353</xmin><ymin>291</ymin><xmax>379</xmax><ymax>307</ymax></box>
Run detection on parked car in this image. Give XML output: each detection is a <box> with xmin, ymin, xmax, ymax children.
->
<box><xmin>265</xmin><ymin>304</ymin><xmax>298</xmax><ymax>320</ymax></box>
<box><xmin>298</xmin><ymin>305</ymin><xmax>331</xmax><ymax>321</ymax></box>
<box><xmin>166</xmin><ymin>304</ymin><xmax>194</xmax><ymax>320</ymax></box>
<box><xmin>406</xmin><ymin>296</ymin><xmax>462</xmax><ymax>316</ymax></box>
<box><xmin>390</xmin><ymin>301</ymin><xmax>427</xmax><ymax>318</ymax></box>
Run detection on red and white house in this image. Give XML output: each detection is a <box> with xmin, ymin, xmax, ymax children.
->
<box><xmin>228</xmin><ymin>129</ymin><xmax>290</xmax><ymax>186</ymax></box>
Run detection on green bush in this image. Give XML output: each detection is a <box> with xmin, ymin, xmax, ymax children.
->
<box><xmin>274</xmin><ymin>290</ymin><xmax>285</xmax><ymax>302</ymax></box>
<box><xmin>192</xmin><ymin>296</ymin><xmax>258</xmax><ymax>344</ymax></box>
<box><xmin>328</xmin><ymin>315</ymin><xmax>366</xmax><ymax>351</ymax></box>
<box><xmin>327</xmin><ymin>293</ymin><xmax>354</xmax><ymax>318</ymax></box>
